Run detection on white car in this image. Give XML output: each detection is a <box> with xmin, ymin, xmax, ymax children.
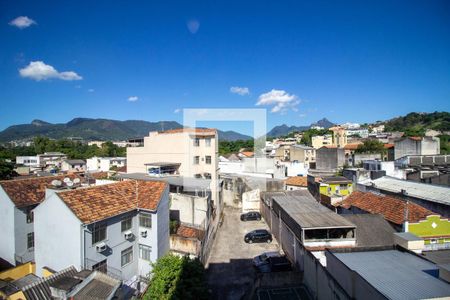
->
<box><xmin>253</xmin><ymin>251</ymin><xmax>281</xmax><ymax>267</ymax></box>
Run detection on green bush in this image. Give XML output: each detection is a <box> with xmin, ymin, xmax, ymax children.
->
<box><xmin>144</xmin><ymin>254</ymin><xmax>208</xmax><ymax>300</ymax></box>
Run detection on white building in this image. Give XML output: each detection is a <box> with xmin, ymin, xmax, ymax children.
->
<box><xmin>86</xmin><ymin>156</ymin><xmax>127</xmax><ymax>172</ymax></box>
<box><xmin>127</xmin><ymin>128</ymin><xmax>219</xmax><ymax>211</ymax></box>
<box><xmin>16</xmin><ymin>152</ymin><xmax>68</xmax><ymax>171</ymax></box>
<box><xmin>61</xmin><ymin>159</ymin><xmax>86</xmax><ymax>172</ymax></box>
<box><xmin>0</xmin><ymin>175</ymin><xmax>80</xmax><ymax>265</ymax></box>
<box><xmin>34</xmin><ymin>180</ymin><xmax>170</xmax><ymax>284</ymax></box>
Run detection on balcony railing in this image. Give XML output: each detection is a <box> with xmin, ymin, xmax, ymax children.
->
<box><xmin>84</xmin><ymin>258</ymin><xmax>122</xmax><ymax>280</ymax></box>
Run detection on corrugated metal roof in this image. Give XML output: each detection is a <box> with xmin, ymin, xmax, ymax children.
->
<box><xmin>333</xmin><ymin>250</ymin><xmax>450</xmax><ymax>299</ymax></box>
<box><xmin>369</xmin><ymin>176</ymin><xmax>450</xmax><ymax>206</ymax></box>
<box><xmin>272</xmin><ymin>190</ymin><xmax>355</xmax><ymax>229</ymax></box>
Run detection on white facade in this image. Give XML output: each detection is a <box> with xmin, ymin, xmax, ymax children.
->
<box><xmin>0</xmin><ymin>187</ymin><xmax>16</xmax><ymax>264</ymax></box>
<box><xmin>87</xmin><ymin>157</ymin><xmax>127</xmax><ymax>172</ymax></box>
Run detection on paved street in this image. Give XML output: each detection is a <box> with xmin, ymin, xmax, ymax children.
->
<box><xmin>207</xmin><ymin>207</ymin><xmax>280</xmax><ymax>300</ymax></box>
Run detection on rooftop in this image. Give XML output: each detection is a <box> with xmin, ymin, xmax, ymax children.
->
<box><xmin>144</xmin><ymin>162</ymin><xmax>181</xmax><ymax>166</ymax></box>
<box><xmin>338</xmin><ymin>191</ymin><xmax>434</xmax><ymax>225</ymax></box>
<box><xmin>321</xmin><ymin>176</ymin><xmax>352</xmax><ymax>184</ymax></box>
<box><xmin>57</xmin><ymin>180</ymin><xmax>167</xmax><ymax>224</ymax></box>
<box><xmin>292</xmin><ymin>144</ymin><xmax>314</xmax><ymax>150</ymax></box>
<box><xmin>343</xmin><ymin>143</ymin><xmax>362</xmax><ymax>150</ymax></box>
<box><xmin>64</xmin><ymin>159</ymin><xmax>86</xmax><ymax>165</ymax></box>
<box><xmin>0</xmin><ymin>174</ymin><xmax>81</xmax><ymax>208</ymax></box>
<box><xmin>341</xmin><ymin>214</ymin><xmax>395</xmax><ymax>247</ymax></box>
<box><xmin>368</xmin><ymin>176</ymin><xmax>450</xmax><ymax>206</ymax></box>
<box><xmin>285</xmin><ymin>176</ymin><xmax>308</xmax><ymax>187</ymax></box>
<box><xmin>271</xmin><ymin>190</ymin><xmax>355</xmax><ymax>229</ymax></box>
<box><xmin>330</xmin><ymin>249</ymin><xmax>450</xmax><ymax>299</ymax></box>
<box><xmin>119</xmin><ymin>173</ymin><xmax>211</xmax><ymax>191</ymax></box>
<box><xmin>158</xmin><ymin>128</ymin><xmax>217</xmax><ymax>135</ymax></box>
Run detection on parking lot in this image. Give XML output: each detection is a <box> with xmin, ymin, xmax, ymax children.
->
<box><xmin>207</xmin><ymin>207</ymin><xmax>280</xmax><ymax>300</ymax></box>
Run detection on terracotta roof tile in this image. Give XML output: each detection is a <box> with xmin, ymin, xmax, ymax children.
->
<box><xmin>0</xmin><ymin>175</ymin><xmax>81</xmax><ymax>208</ymax></box>
<box><xmin>338</xmin><ymin>191</ymin><xmax>434</xmax><ymax>225</ymax></box>
<box><xmin>285</xmin><ymin>176</ymin><xmax>308</xmax><ymax>187</ymax></box>
<box><xmin>383</xmin><ymin>143</ymin><xmax>394</xmax><ymax>149</ymax></box>
<box><xmin>116</xmin><ymin>166</ymin><xmax>127</xmax><ymax>173</ymax></box>
<box><xmin>176</xmin><ymin>225</ymin><xmax>205</xmax><ymax>239</ymax></box>
<box><xmin>57</xmin><ymin>180</ymin><xmax>167</xmax><ymax>224</ymax></box>
<box><xmin>90</xmin><ymin>172</ymin><xmax>108</xmax><ymax>179</ymax></box>
<box><xmin>240</xmin><ymin>151</ymin><xmax>254</xmax><ymax>157</ymax></box>
<box><xmin>159</xmin><ymin>128</ymin><xmax>216</xmax><ymax>135</ymax></box>
<box><xmin>344</xmin><ymin>143</ymin><xmax>363</xmax><ymax>150</ymax></box>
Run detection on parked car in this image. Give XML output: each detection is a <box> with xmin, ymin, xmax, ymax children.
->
<box><xmin>253</xmin><ymin>251</ymin><xmax>281</xmax><ymax>267</ymax></box>
<box><xmin>240</xmin><ymin>211</ymin><xmax>262</xmax><ymax>221</ymax></box>
<box><xmin>244</xmin><ymin>229</ymin><xmax>272</xmax><ymax>244</ymax></box>
<box><xmin>256</xmin><ymin>256</ymin><xmax>292</xmax><ymax>273</ymax></box>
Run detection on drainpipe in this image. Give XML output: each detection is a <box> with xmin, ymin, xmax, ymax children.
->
<box><xmin>403</xmin><ymin>197</ymin><xmax>409</xmax><ymax>233</ymax></box>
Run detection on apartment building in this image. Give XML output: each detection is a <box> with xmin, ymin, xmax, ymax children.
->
<box><xmin>34</xmin><ymin>180</ymin><xmax>170</xmax><ymax>283</ymax></box>
<box><xmin>86</xmin><ymin>156</ymin><xmax>127</xmax><ymax>172</ymax></box>
<box><xmin>329</xmin><ymin>126</ymin><xmax>348</xmax><ymax>147</ymax></box>
<box><xmin>311</xmin><ymin>134</ymin><xmax>332</xmax><ymax>149</ymax></box>
<box><xmin>61</xmin><ymin>159</ymin><xmax>86</xmax><ymax>172</ymax></box>
<box><xmin>394</xmin><ymin>136</ymin><xmax>440</xmax><ymax>160</ymax></box>
<box><xmin>127</xmin><ymin>128</ymin><xmax>219</xmax><ymax>210</ymax></box>
<box><xmin>16</xmin><ymin>152</ymin><xmax>68</xmax><ymax>171</ymax></box>
<box><xmin>0</xmin><ymin>175</ymin><xmax>80</xmax><ymax>265</ymax></box>
<box><xmin>274</xmin><ymin>145</ymin><xmax>316</xmax><ymax>168</ymax></box>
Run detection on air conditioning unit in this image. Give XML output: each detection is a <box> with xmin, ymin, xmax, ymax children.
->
<box><xmin>124</xmin><ymin>230</ymin><xmax>134</xmax><ymax>240</ymax></box>
<box><xmin>140</xmin><ymin>230</ymin><xmax>147</xmax><ymax>238</ymax></box>
<box><xmin>96</xmin><ymin>242</ymin><xmax>107</xmax><ymax>253</ymax></box>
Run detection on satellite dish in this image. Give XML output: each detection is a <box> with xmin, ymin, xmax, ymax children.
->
<box><xmin>66</xmin><ymin>181</ymin><xmax>74</xmax><ymax>187</ymax></box>
<box><xmin>51</xmin><ymin>180</ymin><xmax>62</xmax><ymax>187</ymax></box>
<box><xmin>73</xmin><ymin>178</ymin><xmax>81</xmax><ymax>184</ymax></box>
<box><xmin>63</xmin><ymin>177</ymin><xmax>71</xmax><ymax>183</ymax></box>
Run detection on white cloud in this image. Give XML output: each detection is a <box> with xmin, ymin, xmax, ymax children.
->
<box><xmin>128</xmin><ymin>96</ymin><xmax>139</xmax><ymax>102</ymax></box>
<box><xmin>9</xmin><ymin>16</ymin><xmax>36</xmax><ymax>29</ymax></box>
<box><xmin>19</xmin><ymin>61</ymin><xmax>82</xmax><ymax>81</ymax></box>
<box><xmin>88</xmin><ymin>88</ymin><xmax>95</xmax><ymax>92</ymax></box>
<box><xmin>187</xmin><ymin>19</ymin><xmax>200</xmax><ymax>34</ymax></box>
<box><xmin>174</xmin><ymin>108</ymin><xmax>181</xmax><ymax>114</ymax></box>
<box><xmin>230</xmin><ymin>86</ymin><xmax>250</xmax><ymax>96</ymax></box>
<box><xmin>256</xmin><ymin>89</ymin><xmax>300</xmax><ymax>113</ymax></box>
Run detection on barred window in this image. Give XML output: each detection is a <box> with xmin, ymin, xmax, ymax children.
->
<box><xmin>121</xmin><ymin>216</ymin><xmax>132</xmax><ymax>232</ymax></box>
<box><xmin>139</xmin><ymin>244</ymin><xmax>152</xmax><ymax>261</ymax></box>
<box><xmin>205</xmin><ymin>156</ymin><xmax>211</xmax><ymax>164</ymax></box>
<box><xmin>92</xmin><ymin>223</ymin><xmax>107</xmax><ymax>245</ymax></box>
<box><xmin>139</xmin><ymin>213</ymin><xmax>152</xmax><ymax>228</ymax></box>
<box><xmin>27</xmin><ymin>232</ymin><xmax>34</xmax><ymax>249</ymax></box>
<box><xmin>121</xmin><ymin>246</ymin><xmax>133</xmax><ymax>267</ymax></box>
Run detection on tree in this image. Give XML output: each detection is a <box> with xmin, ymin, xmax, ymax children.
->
<box><xmin>300</xmin><ymin>129</ymin><xmax>331</xmax><ymax>146</ymax></box>
<box><xmin>144</xmin><ymin>254</ymin><xmax>208</xmax><ymax>300</ymax></box>
<box><xmin>0</xmin><ymin>160</ymin><xmax>18</xmax><ymax>180</ymax></box>
<box><xmin>355</xmin><ymin>140</ymin><xmax>385</xmax><ymax>154</ymax></box>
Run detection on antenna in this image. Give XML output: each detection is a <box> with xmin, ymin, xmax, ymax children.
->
<box><xmin>73</xmin><ymin>178</ymin><xmax>81</xmax><ymax>184</ymax></box>
<box><xmin>51</xmin><ymin>180</ymin><xmax>62</xmax><ymax>187</ymax></box>
<box><xmin>66</xmin><ymin>181</ymin><xmax>74</xmax><ymax>187</ymax></box>
<box><xmin>63</xmin><ymin>177</ymin><xmax>71</xmax><ymax>183</ymax></box>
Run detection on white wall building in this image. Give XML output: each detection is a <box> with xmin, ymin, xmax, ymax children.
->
<box><xmin>34</xmin><ymin>180</ymin><xmax>170</xmax><ymax>284</ymax></box>
<box><xmin>86</xmin><ymin>156</ymin><xmax>127</xmax><ymax>172</ymax></box>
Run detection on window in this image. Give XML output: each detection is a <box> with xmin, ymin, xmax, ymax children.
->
<box><xmin>121</xmin><ymin>216</ymin><xmax>132</xmax><ymax>232</ymax></box>
<box><xmin>92</xmin><ymin>259</ymin><xmax>107</xmax><ymax>273</ymax></box>
<box><xmin>205</xmin><ymin>156</ymin><xmax>211</xmax><ymax>164</ymax></box>
<box><xmin>26</xmin><ymin>209</ymin><xmax>34</xmax><ymax>224</ymax></box>
<box><xmin>204</xmin><ymin>173</ymin><xmax>211</xmax><ymax>179</ymax></box>
<box><xmin>139</xmin><ymin>244</ymin><xmax>152</xmax><ymax>261</ymax></box>
<box><xmin>205</xmin><ymin>138</ymin><xmax>211</xmax><ymax>147</ymax></box>
<box><xmin>92</xmin><ymin>223</ymin><xmax>107</xmax><ymax>245</ymax></box>
<box><xmin>121</xmin><ymin>246</ymin><xmax>133</xmax><ymax>267</ymax></box>
<box><xmin>27</xmin><ymin>232</ymin><xmax>34</xmax><ymax>249</ymax></box>
<box><xmin>193</xmin><ymin>156</ymin><xmax>200</xmax><ymax>165</ymax></box>
<box><xmin>139</xmin><ymin>213</ymin><xmax>152</xmax><ymax>228</ymax></box>
<box><xmin>193</xmin><ymin>138</ymin><xmax>200</xmax><ymax>147</ymax></box>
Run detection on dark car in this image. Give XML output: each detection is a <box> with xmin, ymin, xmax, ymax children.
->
<box><xmin>253</xmin><ymin>251</ymin><xmax>281</xmax><ymax>267</ymax></box>
<box><xmin>240</xmin><ymin>211</ymin><xmax>262</xmax><ymax>221</ymax></box>
<box><xmin>256</xmin><ymin>256</ymin><xmax>292</xmax><ymax>273</ymax></box>
<box><xmin>244</xmin><ymin>229</ymin><xmax>272</xmax><ymax>244</ymax></box>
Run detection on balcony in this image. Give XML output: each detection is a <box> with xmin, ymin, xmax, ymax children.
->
<box><xmin>84</xmin><ymin>258</ymin><xmax>122</xmax><ymax>281</ymax></box>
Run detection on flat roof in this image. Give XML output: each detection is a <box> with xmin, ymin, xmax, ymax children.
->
<box><xmin>119</xmin><ymin>173</ymin><xmax>211</xmax><ymax>190</ymax></box>
<box><xmin>368</xmin><ymin>176</ymin><xmax>450</xmax><ymax>206</ymax></box>
<box><xmin>144</xmin><ymin>162</ymin><xmax>181</xmax><ymax>166</ymax></box>
<box><xmin>394</xmin><ymin>232</ymin><xmax>423</xmax><ymax>241</ymax></box>
<box><xmin>272</xmin><ymin>190</ymin><xmax>355</xmax><ymax>229</ymax></box>
<box><xmin>332</xmin><ymin>249</ymin><xmax>450</xmax><ymax>299</ymax></box>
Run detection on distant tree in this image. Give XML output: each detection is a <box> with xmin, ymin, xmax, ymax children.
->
<box><xmin>300</xmin><ymin>129</ymin><xmax>331</xmax><ymax>146</ymax></box>
<box><xmin>355</xmin><ymin>140</ymin><xmax>385</xmax><ymax>154</ymax></box>
<box><xmin>219</xmin><ymin>140</ymin><xmax>254</xmax><ymax>156</ymax></box>
<box><xmin>439</xmin><ymin>134</ymin><xmax>450</xmax><ymax>155</ymax></box>
<box><xmin>0</xmin><ymin>160</ymin><xmax>18</xmax><ymax>180</ymax></box>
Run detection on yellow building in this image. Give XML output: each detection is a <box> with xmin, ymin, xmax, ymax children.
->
<box><xmin>329</xmin><ymin>126</ymin><xmax>348</xmax><ymax>147</ymax></box>
<box><xmin>319</xmin><ymin>176</ymin><xmax>353</xmax><ymax>197</ymax></box>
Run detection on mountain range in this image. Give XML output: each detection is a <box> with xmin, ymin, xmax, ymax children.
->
<box><xmin>0</xmin><ymin>118</ymin><xmax>253</xmax><ymax>142</ymax></box>
<box><xmin>266</xmin><ymin>118</ymin><xmax>335</xmax><ymax>137</ymax></box>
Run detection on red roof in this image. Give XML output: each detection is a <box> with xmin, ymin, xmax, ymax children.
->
<box><xmin>176</xmin><ymin>225</ymin><xmax>205</xmax><ymax>239</ymax></box>
<box><xmin>344</xmin><ymin>143</ymin><xmax>363</xmax><ymax>150</ymax></box>
<box><xmin>285</xmin><ymin>176</ymin><xmax>308</xmax><ymax>187</ymax></box>
<box><xmin>58</xmin><ymin>180</ymin><xmax>167</xmax><ymax>224</ymax></box>
<box><xmin>383</xmin><ymin>143</ymin><xmax>394</xmax><ymax>149</ymax></box>
<box><xmin>338</xmin><ymin>191</ymin><xmax>434</xmax><ymax>225</ymax></box>
<box><xmin>0</xmin><ymin>174</ymin><xmax>81</xmax><ymax>208</ymax></box>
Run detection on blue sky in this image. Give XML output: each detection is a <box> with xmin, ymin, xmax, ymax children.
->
<box><xmin>0</xmin><ymin>0</ymin><xmax>449</xmax><ymax>135</ymax></box>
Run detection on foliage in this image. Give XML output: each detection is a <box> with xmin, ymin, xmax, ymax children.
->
<box><xmin>1</xmin><ymin>137</ymin><xmax>126</xmax><ymax>161</ymax></box>
<box><xmin>355</xmin><ymin>140</ymin><xmax>386</xmax><ymax>154</ymax></box>
<box><xmin>219</xmin><ymin>139</ymin><xmax>254</xmax><ymax>156</ymax></box>
<box><xmin>439</xmin><ymin>134</ymin><xmax>450</xmax><ymax>154</ymax></box>
<box><xmin>0</xmin><ymin>160</ymin><xmax>18</xmax><ymax>180</ymax></box>
<box><xmin>144</xmin><ymin>254</ymin><xmax>208</xmax><ymax>300</ymax></box>
<box><xmin>300</xmin><ymin>129</ymin><xmax>331</xmax><ymax>146</ymax></box>
<box><xmin>383</xmin><ymin>112</ymin><xmax>450</xmax><ymax>135</ymax></box>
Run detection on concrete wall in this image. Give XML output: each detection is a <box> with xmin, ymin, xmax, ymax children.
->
<box><xmin>156</xmin><ymin>188</ymin><xmax>170</xmax><ymax>259</ymax></box>
<box><xmin>316</xmin><ymin>148</ymin><xmax>345</xmax><ymax>170</ymax></box>
<box><xmin>169</xmin><ymin>193</ymin><xmax>208</xmax><ymax>227</ymax></box>
<box><xmin>395</xmin><ymin>137</ymin><xmax>440</xmax><ymax>160</ymax></box>
<box><xmin>0</xmin><ymin>187</ymin><xmax>16</xmax><ymax>265</ymax></box>
<box><xmin>14</xmin><ymin>207</ymin><xmax>35</xmax><ymax>263</ymax></box>
<box><xmin>242</xmin><ymin>189</ymin><xmax>260</xmax><ymax>212</ymax></box>
<box><xmin>34</xmin><ymin>193</ymin><xmax>82</xmax><ymax>276</ymax></box>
